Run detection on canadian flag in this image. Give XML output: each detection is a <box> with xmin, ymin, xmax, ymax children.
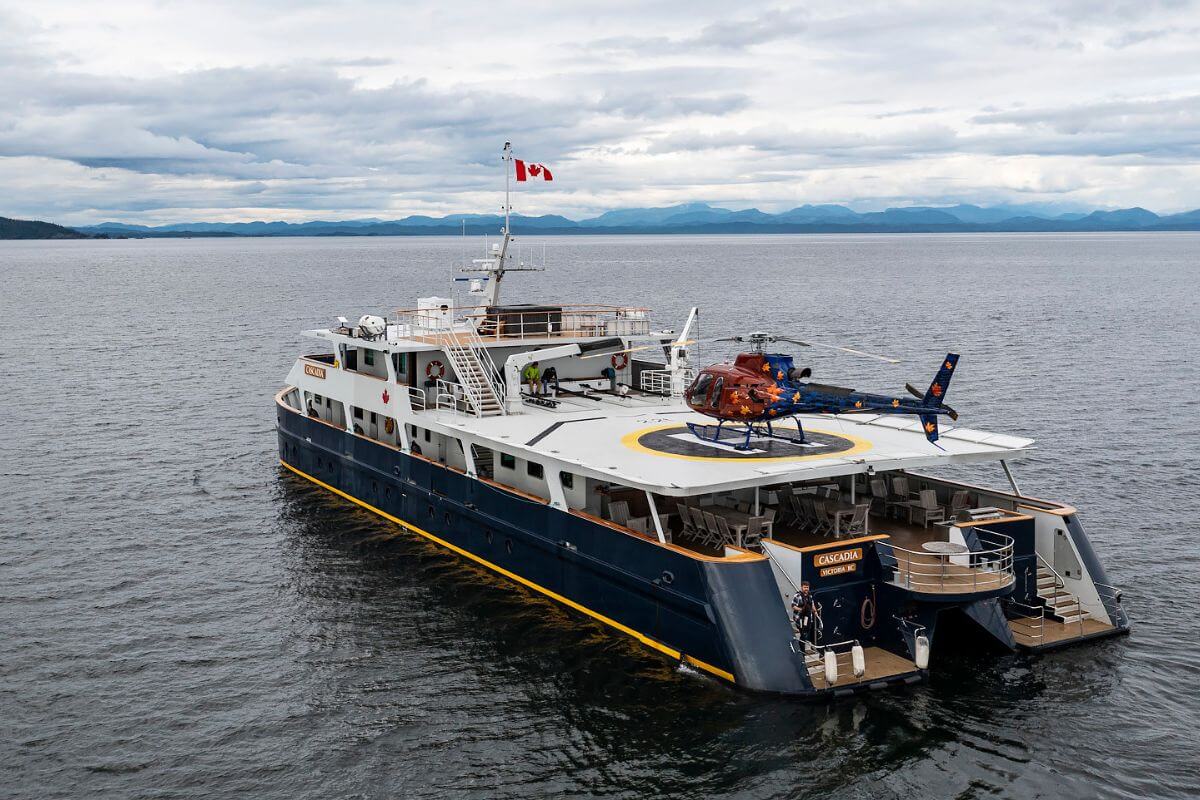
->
<box><xmin>514</xmin><ymin>159</ymin><xmax>553</xmax><ymax>182</ymax></box>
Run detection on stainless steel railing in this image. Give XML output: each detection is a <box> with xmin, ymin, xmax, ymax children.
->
<box><xmin>877</xmin><ymin>530</ymin><xmax>1014</xmax><ymax>593</ymax></box>
<box><xmin>1002</xmin><ymin>598</ymin><xmax>1046</xmax><ymax>645</ymax></box>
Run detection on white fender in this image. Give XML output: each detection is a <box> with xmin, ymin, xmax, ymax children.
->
<box><xmin>851</xmin><ymin>644</ymin><xmax>866</xmax><ymax>677</ymax></box>
<box><xmin>915</xmin><ymin>635</ymin><xmax>931</xmax><ymax>670</ymax></box>
<box><xmin>823</xmin><ymin>650</ymin><xmax>838</xmax><ymax>684</ymax></box>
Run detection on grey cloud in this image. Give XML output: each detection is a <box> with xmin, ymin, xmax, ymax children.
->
<box><xmin>590</xmin><ymin>6</ymin><xmax>807</xmax><ymax>55</ymax></box>
<box><xmin>970</xmin><ymin>95</ymin><xmax>1200</xmax><ymax>158</ymax></box>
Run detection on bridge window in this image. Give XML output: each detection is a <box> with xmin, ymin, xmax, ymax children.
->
<box><xmin>560</xmin><ymin>471</ymin><xmax>574</xmax><ymax>489</ymax></box>
<box><xmin>527</xmin><ymin>461</ymin><xmax>544</xmax><ymax>480</ymax></box>
<box><xmin>500</xmin><ymin>453</ymin><xmax>516</xmax><ymax>470</ymax></box>
<box><xmin>364</xmin><ymin>350</ymin><xmax>375</xmax><ymax>366</ymax></box>
<box><xmin>353</xmin><ymin>407</ymin><xmax>364</xmax><ymax>419</ymax></box>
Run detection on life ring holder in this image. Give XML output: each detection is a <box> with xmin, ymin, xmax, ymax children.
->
<box><xmin>611</xmin><ymin>352</ymin><xmax>629</xmax><ymax>370</ymax></box>
<box><xmin>426</xmin><ymin>360</ymin><xmax>446</xmax><ymax>380</ymax></box>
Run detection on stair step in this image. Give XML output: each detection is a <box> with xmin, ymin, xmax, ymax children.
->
<box><xmin>1057</xmin><ymin>613</ymin><xmax>1089</xmax><ymax>624</ymax></box>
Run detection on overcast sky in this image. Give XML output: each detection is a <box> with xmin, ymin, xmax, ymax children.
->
<box><xmin>2</xmin><ymin>0</ymin><xmax>1199</xmax><ymax>224</ymax></box>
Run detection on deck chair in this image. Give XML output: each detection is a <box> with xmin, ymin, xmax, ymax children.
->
<box><xmin>628</xmin><ymin>517</ymin><xmax>648</xmax><ymax>534</ymax></box>
<box><xmin>608</xmin><ymin>500</ymin><xmax>631</xmax><ymax>527</ymax></box>
<box><xmin>811</xmin><ymin>499</ymin><xmax>832</xmax><ymax>536</ymax></box>
<box><xmin>948</xmin><ymin>490</ymin><xmax>970</xmax><ymax>519</ymax></box>
<box><xmin>688</xmin><ymin>506</ymin><xmax>709</xmax><ymax>542</ymax></box>
<box><xmin>742</xmin><ymin>516</ymin><xmax>767</xmax><ymax>549</ymax></box>
<box><xmin>845</xmin><ymin>503</ymin><xmax>870</xmax><ymax>537</ymax></box>
<box><xmin>762</xmin><ymin>506</ymin><xmax>777</xmax><ymax>527</ymax></box>
<box><xmin>909</xmin><ymin>489</ymin><xmax>945</xmax><ymax>528</ymax></box>
<box><xmin>799</xmin><ymin>495</ymin><xmax>818</xmax><ymax>532</ymax></box>
<box><xmin>681</xmin><ymin>506</ymin><xmax>700</xmax><ymax>537</ymax></box>
<box><xmin>886</xmin><ymin>476</ymin><xmax>912</xmax><ymax>518</ymax></box>
<box><xmin>714</xmin><ymin>515</ymin><xmax>735</xmax><ymax>547</ymax></box>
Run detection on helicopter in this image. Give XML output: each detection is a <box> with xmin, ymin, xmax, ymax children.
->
<box><xmin>683</xmin><ymin>332</ymin><xmax>960</xmax><ymax>451</ymax></box>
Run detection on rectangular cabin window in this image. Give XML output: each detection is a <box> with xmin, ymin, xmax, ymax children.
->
<box><xmin>353</xmin><ymin>407</ymin><xmax>364</xmax><ymax>419</ymax></box>
<box><xmin>392</xmin><ymin>353</ymin><xmax>407</xmax><ymax>379</ymax></box>
<box><xmin>424</xmin><ymin>428</ymin><xmax>431</xmax><ymax>443</ymax></box>
<box><xmin>527</xmin><ymin>461</ymin><xmax>544</xmax><ymax>480</ymax></box>
<box><xmin>364</xmin><ymin>349</ymin><xmax>375</xmax><ymax>366</ymax></box>
<box><xmin>500</xmin><ymin>453</ymin><xmax>516</xmax><ymax>470</ymax></box>
<box><xmin>560</xmin><ymin>471</ymin><xmax>574</xmax><ymax>489</ymax></box>
<box><xmin>313</xmin><ymin>394</ymin><xmax>323</xmax><ymax>405</ymax></box>
<box><xmin>370</xmin><ymin>412</ymin><xmax>377</xmax><ymax>424</ymax></box>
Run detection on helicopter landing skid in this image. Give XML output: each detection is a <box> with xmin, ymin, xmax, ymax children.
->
<box><xmin>686</xmin><ymin>418</ymin><xmax>808</xmax><ymax>452</ymax></box>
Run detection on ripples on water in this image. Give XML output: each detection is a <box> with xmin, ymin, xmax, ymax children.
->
<box><xmin>2</xmin><ymin>234</ymin><xmax>1197</xmax><ymax>799</ymax></box>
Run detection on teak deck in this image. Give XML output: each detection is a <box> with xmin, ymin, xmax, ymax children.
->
<box><xmin>809</xmin><ymin>647</ymin><xmax>919</xmax><ymax>690</ymax></box>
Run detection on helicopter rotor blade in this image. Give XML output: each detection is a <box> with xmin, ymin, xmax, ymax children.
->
<box><xmin>805</xmin><ymin>341</ymin><xmax>901</xmax><ymax>364</ymax></box>
<box><xmin>905</xmin><ymin>383</ymin><xmax>924</xmax><ymax>399</ymax></box>
<box><xmin>774</xmin><ymin>337</ymin><xmax>812</xmax><ymax>347</ymax></box>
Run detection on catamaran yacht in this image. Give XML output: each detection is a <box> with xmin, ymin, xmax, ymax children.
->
<box><xmin>275</xmin><ymin>157</ymin><xmax>1128</xmax><ymax>698</ymax></box>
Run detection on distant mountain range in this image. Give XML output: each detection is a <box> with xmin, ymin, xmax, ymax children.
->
<box><xmin>6</xmin><ymin>202</ymin><xmax>1200</xmax><ymax>239</ymax></box>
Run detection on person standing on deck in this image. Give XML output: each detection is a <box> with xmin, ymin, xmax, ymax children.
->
<box><xmin>791</xmin><ymin>582</ymin><xmax>814</xmax><ymax>639</ymax></box>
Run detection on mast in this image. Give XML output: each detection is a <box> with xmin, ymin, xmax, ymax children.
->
<box><xmin>461</xmin><ymin>142</ymin><xmax>542</xmax><ymax>309</ymax></box>
<box><xmin>484</xmin><ymin>142</ymin><xmax>514</xmax><ymax>307</ymax></box>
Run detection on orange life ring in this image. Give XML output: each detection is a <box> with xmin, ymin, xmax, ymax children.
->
<box><xmin>611</xmin><ymin>352</ymin><xmax>629</xmax><ymax>370</ymax></box>
<box><xmin>425</xmin><ymin>360</ymin><xmax>446</xmax><ymax>379</ymax></box>
<box><xmin>384</xmin><ymin>417</ymin><xmax>395</xmax><ymax>435</ymax></box>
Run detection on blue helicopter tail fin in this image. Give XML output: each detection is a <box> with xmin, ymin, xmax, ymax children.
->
<box><xmin>920</xmin><ymin>413</ymin><xmax>940</xmax><ymax>444</ymax></box>
<box><xmin>923</xmin><ymin>353</ymin><xmax>959</xmax><ymax>407</ymax></box>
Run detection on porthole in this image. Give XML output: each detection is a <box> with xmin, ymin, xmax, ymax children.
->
<box><xmin>505</xmin><ymin>538</ymin><xmax>513</xmax><ymax>554</ymax></box>
<box><xmin>393</xmin><ymin>466</ymin><xmax>401</xmax><ymax>476</ymax></box>
<box><xmin>661</xmin><ymin>570</ymin><xmax>675</xmax><ymax>585</ymax></box>
<box><xmin>485</xmin><ymin>530</ymin><xmax>493</xmax><ymax>544</ymax></box>
<box><xmin>427</xmin><ymin>505</ymin><xmax>435</xmax><ymax>518</ymax></box>
<box><xmin>444</xmin><ymin>512</ymin><xmax>453</xmax><ymax>526</ymax></box>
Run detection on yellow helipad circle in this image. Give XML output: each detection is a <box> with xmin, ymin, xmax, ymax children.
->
<box><xmin>620</xmin><ymin>422</ymin><xmax>875</xmax><ymax>463</ymax></box>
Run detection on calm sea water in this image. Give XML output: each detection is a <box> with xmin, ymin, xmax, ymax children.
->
<box><xmin>2</xmin><ymin>234</ymin><xmax>1198</xmax><ymax>799</ymax></box>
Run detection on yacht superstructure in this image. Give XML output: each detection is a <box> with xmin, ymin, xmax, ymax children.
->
<box><xmin>275</xmin><ymin>154</ymin><xmax>1128</xmax><ymax>698</ymax></box>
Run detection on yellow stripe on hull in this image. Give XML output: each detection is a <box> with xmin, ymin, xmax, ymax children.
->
<box><xmin>279</xmin><ymin>458</ymin><xmax>736</xmax><ymax>685</ymax></box>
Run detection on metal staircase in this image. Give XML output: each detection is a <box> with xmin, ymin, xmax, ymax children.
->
<box><xmin>1036</xmin><ymin>562</ymin><xmax>1089</xmax><ymax>625</ymax></box>
<box><xmin>436</xmin><ymin>328</ymin><xmax>506</xmax><ymax>417</ymax></box>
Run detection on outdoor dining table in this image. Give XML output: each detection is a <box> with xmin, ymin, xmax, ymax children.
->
<box><xmin>825</xmin><ymin>501</ymin><xmax>870</xmax><ymax>538</ymax></box>
<box><xmin>707</xmin><ymin>507</ymin><xmax>773</xmax><ymax>547</ymax></box>
<box><xmin>920</xmin><ymin>540</ymin><xmax>969</xmax><ymax>582</ymax></box>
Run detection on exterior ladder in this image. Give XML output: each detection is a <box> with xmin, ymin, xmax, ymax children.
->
<box><xmin>437</xmin><ymin>328</ymin><xmax>507</xmax><ymax>417</ymax></box>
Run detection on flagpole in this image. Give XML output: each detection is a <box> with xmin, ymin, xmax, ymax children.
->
<box><xmin>502</xmin><ymin>141</ymin><xmax>511</xmax><ymax>236</ymax></box>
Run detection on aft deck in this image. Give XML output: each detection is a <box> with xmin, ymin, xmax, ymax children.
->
<box><xmin>802</xmin><ymin>644</ymin><xmax>921</xmax><ymax>691</ymax></box>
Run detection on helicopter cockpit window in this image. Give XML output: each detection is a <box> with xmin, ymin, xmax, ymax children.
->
<box><xmin>709</xmin><ymin>378</ymin><xmax>724</xmax><ymax>409</ymax></box>
<box><xmin>689</xmin><ymin>372</ymin><xmax>713</xmax><ymax>402</ymax></box>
